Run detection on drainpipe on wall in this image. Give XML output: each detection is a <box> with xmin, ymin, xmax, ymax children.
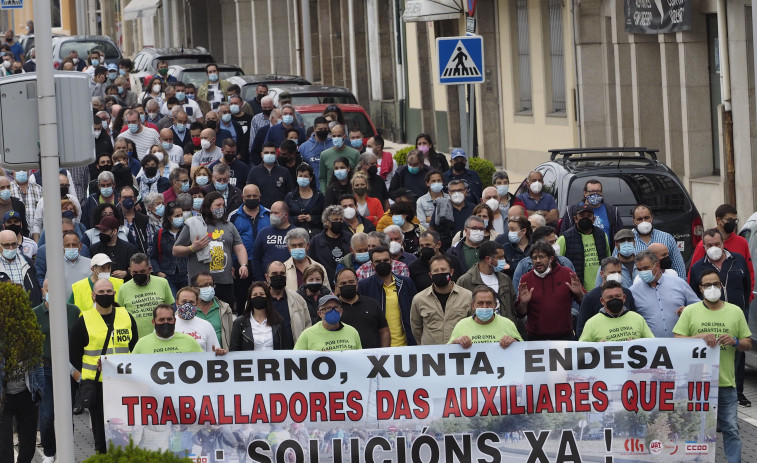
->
<box><xmin>571</xmin><ymin>0</ymin><xmax>582</xmax><ymax>148</ymax></box>
<box><xmin>301</xmin><ymin>0</ymin><xmax>313</xmax><ymax>82</ymax></box>
<box><xmin>348</xmin><ymin>0</ymin><xmax>358</xmax><ymax>93</ymax></box>
<box><xmin>717</xmin><ymin>0</ymin><xmax>736</xmax><ymax>206</ymax></box>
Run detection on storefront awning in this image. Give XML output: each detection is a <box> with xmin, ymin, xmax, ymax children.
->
<box><xmin>123</xmin><ymin>0</ymin><xmax>161</xmax><ymax>21</ymax></box>
<box><xmin>403</xmin><ymin>0</ymin><xmax>465</xmax><ymax>22</ymax></box>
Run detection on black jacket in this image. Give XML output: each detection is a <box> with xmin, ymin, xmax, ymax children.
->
<box><xmin>284</xmin><ymin>190</ymin><xmax>325</xmax><ymax>237</ymax></box>
<box><xmin>308</xmin><ymin>231</ymin><xmax>353</xmax><ymax>284</ymax></box>
<box><xmin>562</xmin><ymin>226</ymin><xmax>609</xmax><ymax>283</ymax></box>
<box><xmin>229</xmin><ymin>315</ymin><xmax>292</xmax><ymax>351</ymax></box>
<box><xmin>560</xmin><ymin>202</ymin><xmax>624</xmax><ymax>248</ymax></box>
<box><xmin>202</xmin><ymin>184</ymin><xmax>243</xmax><ymax>220</ymax></box>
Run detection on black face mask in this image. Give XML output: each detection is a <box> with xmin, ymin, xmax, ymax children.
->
<box><xmin>420</xmin><ymin>247</ymin><xmax>435</xmax><ymax>262</ymax></box>
<box><xmin>4</xmin><ymin>224</ymin><xmax>21</xmax><ymax>235</ymax></box>
<box><xmin>223</xmin><ymin>153</ymin><xmax>236</xmax><ymax>163</ymax></box>
<box><xmin>723</xmin><ymin>221</ymin><xmax>737</xmax><ymax>234</ymax></box>
<box><xmin>306</xmin><ymin>282</ymin><xmax>323</xmax><ymax>293</ymax></box>
<box><xmin>99</xmin><ymin>164</ymin><xmax>112</xmax><ymax>172</ymax></box>
<box><xmin>60</xmin><ymin>186</ymin><xmax>69</xmax><ymax>197</ymax></box>
<box><xmin>453</xmin><ymin>161</ymin><xmax>466</xmax><ymax>172</ymax></box>
<box><xmin>262</xmin><ymin>109</ymin><xmax>272</xmax><ymax>117</ymax></box>
<box><xmin>577</xmin><ymin>217</ymin><xmax>593</xmax><ymax>232</ymax></box>
<box><xmin>205</xmin><ymin>120</ymin><xmax>218</xmax><ymax>130</ymax></box>
<box><xmin>95</xmin><ymin>293</ymin><xmax>114</xmax><ymax>308</ymax></box>
<box><xmin>256</xmin><ymin>94</ymin><xmax>265</xmax><ymax>102</ymax></box>
<box><xmin>606</xmin><ymin>297</ymin><xmax>624</xmax><ymax>314</ymax></box>
<box><xmin>99</xmin><ymin>232</ymin><xmax>112</xmax><ymax>244</ymax></box>
<box><xmin>659</xmin><ymin>256</ymin><xmax>672</xmax><ymax>271</ymax></box>
<box><xmin>244</xmin><ymin>199</ymin><xmax>260</xmax><ymax>210</ymax></box>
<box><xmin>132</xmin><ymin>273</ymin><xmax>149</xmax><ymax>286</ymax></box>
<box><xmin>315</xmin><ymin>130</ymin><xmax>329</xmax><ymax>140</ymax></box>
<box><xmin>375</xmin><ymin>261</ymin><xmax>392</xmax><ymax>277</ymax></box>
<box><xmin>155</xmin><ymin>322</ymin><xmax>175</xmax><ymax>338</ymax></box>
<box><xmin>269</xmin><ymin>274</ymin><xmax>287</xmax><ymax>290</ymax></box>
<box><xmin>367</xmin><ymin>166</ymin><xmax>378</xmax><ymax>177</ymax></box>
<box><xmin>250</xmin><ymin>296</ymin><xmax>267</xmax><ymax>310</ymax></box>
<box><xmin>339</xmin><ymin>284</ymin><xmax>357</xmax><ymax>300</ymax></box>
<box><xmin>330</xmin><ymin>221</ymin><xmax>343</xmax><ymax>234</ymax></box>
<box><xmin>144</xmin><ymin>166</ymin><xmax>158</xmax><ymax>178</ymax></box>
<box><xmin>431</xmin><ymin>272</ymin><xmax>451</xmax><ymax>287</ymax></box>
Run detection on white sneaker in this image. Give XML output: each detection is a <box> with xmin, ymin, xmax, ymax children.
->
<box><xmin>42</xmin><ymin>457</ymin><xmax>55</xmax><ymax>463</ymax></box>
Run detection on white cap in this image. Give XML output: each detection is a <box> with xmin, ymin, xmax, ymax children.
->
<box><xmin>90</xmin><ymin>253</ymin><xmax>113</xmax><ymax>267</ymax></box>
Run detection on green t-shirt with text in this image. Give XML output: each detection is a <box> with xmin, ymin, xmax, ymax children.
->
<box><xmin>579</xmin><ymin>311</ymin><xmax>654</xmax><ymax>342</ymax></box>
<box><xmin>673</xmin><ymin>301</ymin><xmax>751</xmax><ymax>387</ymax></box>
<box><xmin>556</xmin><ymin>232</ymin><xmax>609</xmax><ymax>291</ymax></box>
<box><xmin>132</xmin><ymin>332</ymin><xmax>203</xmax><ymax>354</ymax></box>
<box><xmin>448</xmin><ymin>315</ymin><xmax>523</xmax><ymax>344</ymax></box>
<box><xmin>116</xmin><ymin>276</ymin><xmax>175</xmax><ymax>339</ymax></box>
<box><xmin>293</xmin><ymin>322</ymin><xmax>362</xmax><ymax>351</ymax></box>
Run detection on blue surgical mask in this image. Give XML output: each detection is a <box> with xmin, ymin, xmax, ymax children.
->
<box><xmin>117</xmin><ymin>86</ymin><xmax>125</xmax><ymax>95</ymax></box>
<box><xmin>392</xmin><ymin>215</ymin><xmax>405</xmax><ymax>227</ymax></box>
<box><xmin>640</xmin><ymin>269</ymin><xmax>655</xmax><ymax>284</ymax></box>
<box><xmin>208</xmin><ymin>73</ymin><xmax>219</xmax><ymax>82</ymax></box>
<box><xmin>355</xmin><ymin>252</ymin><xmax>370</xmax><ymax>263</ymax></box>
<box><xmin>230</xmin><ymin>104</ymin><xmax>241</xmax><ymax>115</ymax></box>
<box><xmin>102</xmin><ymin>121</ymin><xmax>109</xmax><ymax>129</ymax></box>
<box><xmin>199</xmin><ymin>286</ymin><xmax>215</xmax><ymax>302</ymax></box>
<box><xmin>221</xmin><ymin>113</ymin><xmax>232</xmax><ymax>123</ymax></box>
<box><xmin>180</xmin><ymin>181</ymin><xmax>190</xmax><ymax>192</ymax></box>
<box><xmin>475</xmin><ymin>307</ymin><xmax>494</xmax><ymax>322</ymax></box>
<box><xmin>193</xmin><ymin>198</ymin><xmax>203</xmax><ymax>210</ymax></box>
<box><xmin>2</xmin><ymin>248</ymin><xmax>16</xmax><ymax>260</ymax></box>
<box><xmin>187</xmin><ymin>94</ymin><xmax>195</xmax><ymax>100</ymax></box>
<box><xmin>100</xmin><ymin>186</ymin><xmax>113</xmax><ymax>198</ymax></box>
<box><xmin>493</xmin><ymin>259</ymin><xmax>507</xmax><ymax>272</ymax></box>
<box><xmin>172</xmin><ymin>217</ymin><xmax>185</xmax><ymax>228</ymax></box>
<box><xmin>0</xmin><ymin>190</ymin><xmax>10</xmax><ymax>201</ymax></box>
<box><xmin>45</xmin><ymin>292</ymin><xmax>50</xmax><ymax>303</ymax></box>
<box><xmin>175</xmin><ymin>123</ymin><xmax>186</xmax><ymax>133</ymax></box>
<box><xmin>154</xmin><ymin>204</ymin><xmax>165</xmax><ymax>217</ymax></box>
<box><xmin>282</xmin><ymin>115</ymin><xmax>294</xmax><ymax>125</ymax></box>
<box><xmin>496</xmin><ymin>185</ymin><xmax>509</xmax><ymax>196</ymax></box>
<box><xmin>15</xmin><ymin>171</ymin><xmax>27</xmax><ymax>183</ymax></box>
<box><xmin>92</xmin><ymin>59</ymin><xmax>100</xmax><ymax>66</ymax></box>
<box><xmin>139</xmin><ymin>113</ymin><xmax>146</xmax><ymax>123</ymax></box>
<box><xmin>263</xmin><ymin>154</ymin><xmax>276</xmax><ymax>165</ymax></box>
<box><xmin>350</xmin><ymin>139</ymin><xmax>362</xmax><ymax>149</ymax></box>
<box><xmin>508</xmin><ymin>231</ymin><xmax>521</xmax><ymax>243</ymax></box>
<box><xmin>118</xmin><ymin>69</ymin><xmax>126</xmax><ymax>76</ymax></box>
<box><xmin>290</xmin><ymin>248</ymin><xmax>306</xmax><ymax>261</ymax></box>
<box><xmin>64</xmin><ymin>248</ymin><xmax>80</xmax><ymax>261</ymax></box>
<box><xmin>323</xmin><ymin>308</ymin><xmax>341</xmax><ymax>325</ymax></box>
<box><xmin>195</xmin><ymin>175</ymin><xmax>209</xmax><ymax>186</ymax></box>
<box><xmin>108</xmin><ymin>72</ymin><xmax>117</xmax><ymax>80</ymax></box>
<box><xmin>128</xmin><ymin>123</ymin><xmax>139</xmax><ymax>133</ymax></box>
<box><xmin>429</xmin><ymin>182</ymin><xmax>444</xmax><ymax>193</ymax></box>
<box><xmin>297</xmin><ymin>177</ymin><xmax>311</xmax><ymax>188</ymax></box>
<box><xmin>619</xmin><ymin>242</ymin><xmax>635</xmax><ymax>257</ymax></box>
<box><xmin>215</xmin><ymin>181</ymin><xmax>228</xmax><ymax>192</ymax></box>
<box><xmin>334</xmin><ymin>169</ymin><xmax>348</xmax><ymax>181</ymax></box>
<box><xmin>175</xmin><ymin>91</ymin><xmax>186</xmax><ymax>101</ymax></box>
<box><xmin>161</xmin><ymin>141</ymin><xmax>173</xmax><ymax>151</ymax></box>
<box><xmin>332</xmin><ymin>137</ymin><xmax>344</xmax><ymax>148</ymax></box>
<box><xmin>408</xmin><ymin>166</ymin><xmax>420</xmax><ymax>175</ymax></box>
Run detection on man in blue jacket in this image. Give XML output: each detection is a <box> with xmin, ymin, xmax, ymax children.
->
<box><xmin>251</xmin><ymin>201</ymin><xmax>294</xmax><ymax>281</ymax></box>
<box><xmin>442</xmin><ymin>149</ymin><xmax>483</xmax><ymax>204</ymax></box>
<box><xmin>299</xmin><ymin>117</ymin><xmax>333</xmax><ymax>187</ymax></box>
<box><xmin>357</xmin><ymin>245</ymin><xmax>417</xmax><ymax>346</ymax></box>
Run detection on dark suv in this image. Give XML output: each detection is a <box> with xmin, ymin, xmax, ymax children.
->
<box><xmin>515</xmin><ymin>147</ymin><xmax>703</xmax><ymax>263</ymax></box>
<box><xmin>132</xmin><ymin>47</ymin><xmax>215</xmax><ymax>84</ymax></box>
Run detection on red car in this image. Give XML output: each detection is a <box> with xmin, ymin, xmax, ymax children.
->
<box><xmin>295</xmin><ymin>104</ymin><xmax>378</xmax><ymax>143</ymax></box>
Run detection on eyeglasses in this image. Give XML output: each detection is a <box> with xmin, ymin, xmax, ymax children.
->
<box><xmin>196</xmin><ymin>283</ymin><xmax>215</xmax><ymax>289</ymax></box>
<box><xmin>468</xmin><ymin>227</ymin><xmax>485</xmax><ymax>231</ymax></box>
<box><xmin>0</xmin><ymin>242</ymin><xmax>18</xmax><ymax>249</ymax></box>
<box><xmin>701</xmin><ymin>282</ymin><xmax>722</xmax><ymax>289</ymax></box>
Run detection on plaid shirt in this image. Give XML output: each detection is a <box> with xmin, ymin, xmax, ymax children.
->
<box><xmin>0</xmin><ymin>253</ymin><xmax>28</xmax><ymax>285</ymax></box>
<box><xmin>68</xmin><ymin>166</ymin><xmax>90</xmax><ymax>202</ymax></box>
<box><xmin>10</xmin><ymin>181</ymin><xmax>42</xmax><ymax>229</ymax></box>
<box><xmin>356</xmin><ymin>260</ymin><xmax>409</xmax><ymax>280</ymax></box>
<box><xmin>248</xmin><ymin>113</ymin><xmax>270</xmax><ymax>152</ymax></box>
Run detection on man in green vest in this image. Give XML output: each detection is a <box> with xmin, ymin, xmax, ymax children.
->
<box><xmin>68</xmin><ymin>253</ymin><xmax>124</xmax><ymax>313</ymax></box>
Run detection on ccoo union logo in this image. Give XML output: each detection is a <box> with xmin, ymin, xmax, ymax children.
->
<box><xmin>685</xmin><ymin>443</ymin><xmax>709</xmax><ymax>454</ymax></box>
<box><xmin>624</xmin><ymin>438</ymin><xmax>645</xmax><ymax>453</ymax></box>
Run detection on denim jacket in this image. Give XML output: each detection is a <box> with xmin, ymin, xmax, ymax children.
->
<box><xmin>150</xmin><ymin>227</ymin><xmax>188</xmax><ymax>276</ymax></box>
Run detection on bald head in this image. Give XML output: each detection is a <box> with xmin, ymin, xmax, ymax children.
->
<box><xmin>160</xmin><ymin>128</ymin><xmax>174</xmax><ymax>143</ymax></box>
<box><xmin>0</xmin><ymin>230</ymin><xmax>16</xmax><ymax>246</ymax></box>
<box><xmin>243</xmin><ymin>183</ymin><xmax>260</xmax><ymax>197</ymax></box>
<box><xmin>267</xmin><ymin>260</ymin><xmax>286</xmax><ymax>275</ymax></box>
<box><xmin>200</xmin><ymin>128</ymin><xmax>216</xmax><ymax>142</ymax></box>
<box><xmin>648</xmin><ymin>243</ymin><xmax>669</xmax><ymax>261</ymax></box>
<box><xmin>110</xmin><ymin>104</ymin><xmax>122</xmax><ymax>119</ymax></box>
<box><xmin>508</xmin><ymin>205</ymin><xmax>526</xmax><ymax>218</ymax></box>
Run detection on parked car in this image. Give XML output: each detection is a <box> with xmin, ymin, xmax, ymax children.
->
<box><xmin>225</xmin><ymin>74</ymin><xmax>311</xmax><ymax>102</ymax></box>
<box><xmin>272</xmin><ymin>85</ymin><xmax>358</xmax><ymax>106</ymax></box>
<box><xmin>51</xmin><ymin>35</ymin><xmax>122</xmax><ymax>69</ymax></box>
<box><xmin>514</xmin><ymin>147</ymin><xmax>703</xmax><ymax>263</ymax></box>
<box><xmin>132</xmin><ymin>47</ymin><xmax>214</xmax><ymax>84</ymax></box>
<box><xmin>19</xmin><ymin>33</ymin><xmax>67</xmax><ymax>60</ymax></box>
<box><xmin>166</xmin><ymin>63</ymin><xmax>244</xmax><ymax>89</ymax></box>
<box><xmin>295</xmin><ymin>103</ymin><xmax>377</xmax><ymax>142</ymax></box>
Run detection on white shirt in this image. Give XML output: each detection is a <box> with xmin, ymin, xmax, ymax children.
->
<box><xmin>175</xmin><ymin>316</ymin><xmax>221</xmax><ymax>353</ymax></box>
<box><xmin>161</xmin><ymin>99</ymin><xmax>203</xmax><ymax>123</ymax></box>
<box><xmin>192</xmin><ymin>147</ymin><xmax>221</xmax><ymax>167</ymax></box>
<box><xmin>117</xmin><ymin>126</ymin><xmax>161</xmax><ymax>161</ymax></box>
<box><xmin>32</xmin><ymin>194</ymin><xmax>82</xmax><ymax>236</ymax></box>
<box><xmin>205</xmin><ymin>83</ymin><xmax>224</xmax><ymax>109</ymax></box>
<box><xmin>250</xmin><ymin>317</ymin><xmax>274</xmax><ymax>350</ymax></box>
<box><xmin>480</xmin><ymin>271</ymin><xmax>500</xmax><ymax>294</ymax></box>
<box><xmin>165</xmin><ymin>144</ymin><xmax>185</xmax><ymax>165</ymax></box>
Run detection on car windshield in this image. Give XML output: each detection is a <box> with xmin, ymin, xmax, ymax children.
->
<box><xmin>59</xmin><ymin>40</ymin><xmax>120</xmax><ymax>60</ymax></box>
<box><xmin>300</xmin><ymin>111</ymin><xmax>375</xmax><ymax>137</ymax></box>
<box><xmin>151</xmin><ymin>55</ymin><xmax>214</xmax><ymax>70</ymax></box>
<box><xmin>178</xmin><ymin>69</ymin><xmax>243</xmax><ymax>88</ymax></box>
<box><xmin>291</xmin><ymin>94</ymin><xmax>357</xmax><ymax>105</ymax></box>
<box><xmin>567</xmin><ymin>173</ymin><xmax>692</xmax><ymax>217</ymax></box>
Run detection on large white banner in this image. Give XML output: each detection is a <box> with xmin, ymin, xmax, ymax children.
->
<box><xmin>103</xmin><ymin>339</ymin><xmax>719</xmax><ymax>462</ymax></box>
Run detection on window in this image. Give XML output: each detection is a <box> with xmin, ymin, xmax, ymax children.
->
<box><xmin>547</xmin><ymin>0</ymin><xmax>566</xmax><ymax>113</ymax></box>
<box><xmin>514</xmin><ymin>0</ymin><xmax>532</xmax><ymax>112</ymax></box>
<box><xmin>51</xmin><ymin>0</ymin><xmax>62</xmax><ymax>28</ymax></box>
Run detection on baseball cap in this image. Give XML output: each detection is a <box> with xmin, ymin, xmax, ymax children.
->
<box><xmin>278</xmin><ymin>91</ymin><xmax>292</xmax><ymax>102</ymax></box>
<box><xmin>575</xmin><ymin>204</ymin><xmax>594</xmax><ymax>214</ymax></box>
<box><xmin>391</xmin><ymin>188</ymin><xmax>415</xmax><ymax>202</ymax></box>
<box><xmin>106</xmin><ymin>63</ymin><xmax>117</xmax><ymax>71</ymax></box>
<box><xmin>318</xmin><ymin>294</ymin><xmax>340</xmax><ymax>309</ymax></box>
<box><xmin>95</xmin><ymin>215</ymin><xmax>119</xmax><ymax>231</ymax></box>
<box><xmin>3</xmin><ymin>211</ymin><xmax>21</xmax><ymax>223</ymax></box>
<box><xmin>614</xmin><ymin>229</ymin><xmax>635</xmax><ymax>241</ymax></box>
<box><xmin>90</xmin><ymin>253</ymin><xmax>113</xmax><ymax>267</ymax></box>
<box><xmin>450</xmin><ymin>148</ymin><xmax>467</xmax><ymax>160</ymax></box>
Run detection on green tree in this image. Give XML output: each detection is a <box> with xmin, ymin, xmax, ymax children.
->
<box><xmin>645</xmin><ymin>413</ymin><xmax>671</xmax><ymax>446</ymax></box>
<box><xmin>83</xmin><ymin>439</ymin><xmax>192</xmax><ymax>462</ymax></box>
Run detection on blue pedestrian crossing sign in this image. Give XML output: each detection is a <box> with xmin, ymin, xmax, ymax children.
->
<box><xmin>0</xmin><ymin>0</ymin><xmax>23</xmax><ymax>9</ymax></box>
<box><xmin>436</xmin><ymin>35</ymin><xmax>484</xmax><ymax>85</ymax></box>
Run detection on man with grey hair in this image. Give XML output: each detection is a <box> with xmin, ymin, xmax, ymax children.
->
<box><xmin>356</xmin><ymin>231</ymin><xmax>410</xmax><ymax>280</ymax></box>
<box><xmin>119</xmin><ymin>109</ymin><xmax>160</xmax><ymax>160</ymax></box>
<box><xmin>430</xmin><ymin>178</ymin><xmax>475</xmax><ymax>250</ymax></box>
<box><xmin>248</xmin><ymin>95</ymin><xmax>275</xmax><ymax>150</ymax></box>
<box><xmin>384</xmin><ymin>224</ymin><xmax>416</xmax><ymax>266</ymax></box>
<box><xmin>308</xmin><ymin>205</ymin><xmax>352</xmax><ymax>284</ymax></box>
<box><xmin>265</xmin><ymin>103</ymin><xmax>304</xmax><ymax>147</ymax></box>
<box><xmin>630</xmin><ymin>249</ymin><xmax>699</xmax><ymax>338</ymax></box>
<box><xmin>335</xmin><ymin>232</ymin><xmax>371</xmax><ymax>274</ymax></box>
<box><xmin>446</xmin><ymin>215</ymin><xmax>487</xmax><ymax>273</ymax></box>
<box><xmin>144</xmin><ymin>98</ymin><xmax>162</xmax><ymax>125</ymax></box>
<box><xmin>202</xmin><ymin>163</ymin><xmax>242</xmax><ymax>218</ymax></box>
<box><xmin>91</xmin><ymin>95</ymin><xmax>104</xmax><ymax>112</ymax></box>
<box><xmin>163</xmin><ymin>167</ymin><xmax>190</xmax><ymax>203</ymax></box>
<box><xmin>283</xmin><ymin>227</ymin><xmax>332</xmax><ymax>292</ymax></box>
<box><xmin>80</xmin><ymin>170</ymin><xmax>118</xmax><ymax>229</ymax></box>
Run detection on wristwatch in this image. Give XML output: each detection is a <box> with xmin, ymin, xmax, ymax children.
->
<box><xmin>733</xmin><ymin>337</ymin><xmax>740</xmax><ymax>347</ymax></box>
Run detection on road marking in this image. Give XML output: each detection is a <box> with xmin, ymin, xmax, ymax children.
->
<box><xmin>741</xmin><ymin>416</ymin><xmax>757</xmax><ymax>428</ymax></box>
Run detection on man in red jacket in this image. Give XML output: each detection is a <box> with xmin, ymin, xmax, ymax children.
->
<box><xmin>688</xmin><ymin>204</ymin><xmax>754</xmax><ymax>294</ymax></box>
<box><xmin>516</xmin><ymin>241</ymin><xmax>585</xmax><ymax>340</ymax></box>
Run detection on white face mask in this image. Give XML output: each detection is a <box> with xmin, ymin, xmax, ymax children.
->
<box><xmin>703</xmin><ymin>286</ymin><xmax>722</xmax><ymax>303</ymax></box>
<box><xmin>450</xmin><ymin>192</ymin><xmax>465</xmax><ymax>204</ymax></box>
<box><xmin>706</xmin><ymin>246</ymin><xmax>723</xmax><ymax>261</ymax></box>
<box><xmin>152</xmin><ymin>84</ymin><xmax>161</xmax><ymax>94</ymax></box>
<box><xmin>636</xmin><ymin>221</ymin><xmax>653</xmax><ymax>235</ymax></box>
<box><xmin>342</xmin><ymin>207</ymin><xmax>356</xmax><ymax>220</ymax></box>
<box><xmin>530</xmin><ymin>181</ymin><xmax>543</xmax><ymax>194</ymax></box>
<box><xmin>485</xmin><ymin>198</ymin><xmax>500</xmax><ymax>212</ymax></box>
<box><xmin>534</xmin><ymin>265</ymin><xmax>551</xmax><ymax>279</ymax></box>
<box><xmin>200</xmin><ymin>139</ymin><xmax>212</xmax><ymax>150</ymax></box>
<box><xmin>552</xmin><ymin>243</ymin><xmax>561</xmax><ymax>255</ymax></box>
<box><xmin>389</xmin><ymin>241</ymin><xmax>403</xmax><ymax>255</ymax></box>
<box><xmin>605</xmin><ymin>273</ymin><xmax>623</xmax><ymax>283</ymax></box>
<box><xmin>153</xmin><ymin>152</ymin><xmax>164</xmax><ymax>163</ymax></box>
<box><xmin>468</xmin><ymin>229</ymin><xmax>485</xmax><ymax>244</ymax></box>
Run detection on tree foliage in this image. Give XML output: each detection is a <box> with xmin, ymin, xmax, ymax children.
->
<box><xmin>83</xmin><ymin>439</ymin><xmax>192</xmax><ymax>462</ymax></box>
<box><xmin>0</xmin><ymin>282</ymin><xmax>43</xmax><ymax>383</ymax></box>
